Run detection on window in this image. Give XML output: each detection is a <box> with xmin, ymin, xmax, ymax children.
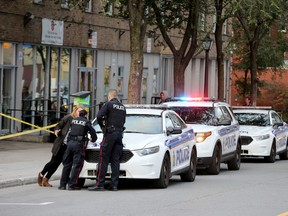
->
<box><xmin>221</xmin><ymin>106</ymin><xmax>232</xmax><ymax>121</ymax></box>
<box><xmin>153</xmin><ymin>68</ymin><xmax>159</xmax><ymax>94</ymax></box>
<box><xmin>199</xmin><ymin>13</ymin><xmax>205</xmax><ymax>31</ymax></box>
<box><xmin>84</xmin><ymin>0</ymin><xmax>92</xmax><ymax>12</ymax></box>
<box><xmin>33</xmin><ymin>0</ymin><xmax>43</xmax><ymax>4</ymax></box>
<box><xmin>61</xmin><ymin>0</ymin><xmax>69</xmax><ymax>9</ymax></box>
<box><xmin>117</xmin><ymin>66</ymin><xmax>124</xmax><ymax>94</ymax></box>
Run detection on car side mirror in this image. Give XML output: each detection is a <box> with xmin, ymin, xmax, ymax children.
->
<box><xmin>273</xmin><ymin>122</ymin><xmax>283</xmax><ymax>129</ymax></box>
<box><xmin>166</xmin><ymin>127</ymin><xmax>182</xmax><ymax>135</ymax></box>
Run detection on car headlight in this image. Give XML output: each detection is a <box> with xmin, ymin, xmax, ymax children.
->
<box><xmin>137</xmin><ymin>146</ymin><xmax>160</xmax><ymax>156</ymax></box>
<box><xmin>196</xmin><ymin>132</ymin><xmax>212</xmax><ymax>143</ymax></box>
<box><xmin>254</xmin><ymin>134</ymin><xmax>270</xmax><ymax>141</ymax></box>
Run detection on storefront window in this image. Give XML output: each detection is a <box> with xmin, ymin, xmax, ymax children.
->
<box><xmin>80</xmin><ymin>49</ymin><xmax>93</xmax><ymax>67</ymax></box>
<box><xmin>3</xmin><ymin>42</ymin><xmax>14</xmax><ymax>65</ymax></box>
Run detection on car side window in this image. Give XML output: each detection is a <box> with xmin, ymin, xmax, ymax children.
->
<box><xmin>165</xmin><ymin>115</ymin><xmax>174</xmax><ymax>129</ymax></box>
<box><xmin>214</xmin><ymin>107</ymin><xmax>225</xmax><ymax>122</ymax></box>
<box><xmin>221</xmin><ymin>106</ymin><xmax>233</xmax><ymax>121</ymax></box>
<box><xmin>271</xmin><ymin>112</ymin><xmax>282</xmax><ymax>124</ymax></box>
<box><xmin>169</xmin><ymin>113</ymin><xmax>187</xmax><ymax>129</ymax></box>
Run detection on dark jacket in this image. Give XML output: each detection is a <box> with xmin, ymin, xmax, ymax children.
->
<box><xmin>69</xmin><ymin>116</ymin><xmax>97</xmax><ymax>143</ymax></box>
<box><xmin>97</xmin><ymin>98</ymin><xmax>126</xmax><ymax>131</ymax></box>
<box><xmin>51</xmin><ymin>114</ymin><xmax>73</xmax><ymax>155</ymax></box>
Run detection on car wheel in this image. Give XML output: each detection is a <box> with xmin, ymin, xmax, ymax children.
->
<box><xmin>207</xmin><ymin>145</ymin><xmax>221</xmax><ymax>175</ymax></box>
<box><xmin>154</xmin><ymin>153</ymin><xmax>170</xmax><ymax>188</ymax></box>
<box><xmin>77</xmin><ymin>178</ymin><xmax>86</xmax><ymax>188</ymax></box>
<box><xmin>264</xmin><ymin>143</ymin><xmax>276</xmax><ymax>163</ymax></box>
<box><xmin>279</xmin><ymin>143</ymin><xmax>288</xmax><ymax>160</ymax></box>
<box><xmin>180</xmin><ymin>147</ymin><xmax>197</xmax><ymax>182</ymax></box>
<box><xmin>227</xmin><ymin>142</ymin><xmax>241</xmax><ymax>170</ymax></box>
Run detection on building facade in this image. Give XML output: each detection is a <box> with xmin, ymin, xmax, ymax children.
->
<box><xmin>0</xmin><ymin>0</ymin><xmax>230</xmax><ymax>134</ymax></box>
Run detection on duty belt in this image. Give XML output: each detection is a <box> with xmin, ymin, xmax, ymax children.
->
<box><xmin>69</xmin><ymin>135</ymin><xmax>83</xmax><ymax>141</ymax></box>
<box><xmin>107</xmin><ymin>126</ymin><xmax>124</xmax><ymax>133</ymax></box>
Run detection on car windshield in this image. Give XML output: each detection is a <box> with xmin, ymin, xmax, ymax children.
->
<box><xmin>169</xmin><ymin>106</ymin><xmax>214</xmax><ymax>125</ymax></box>
<box><xmin>93</xmin><ymin>114</ymin><xmax>163</xmax><ymax>134</ymax></box>
<box><xmin>234</xmin><ymin>113</ymin><xmax>269</xmax><ymax>126</ymax></box>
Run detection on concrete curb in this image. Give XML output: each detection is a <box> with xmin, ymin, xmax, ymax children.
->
<box><xmin>0</xmin><ymin>175</ymin><xmax>61</xmax><ymax>189</ymax></box>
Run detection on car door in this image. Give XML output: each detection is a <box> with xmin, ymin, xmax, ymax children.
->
<box><xmin>215</xmin><ymin>106</ymin><xmax>238</xmax><ymax>156</ymax></box>
<box><xmin>164</xmin><ymin>112</ymin><xmax>192</xmax><ymax>173</ymax></box>
<box><xmin>271</xmin><ymin>112</ymin><xmax>287</xmax><ymax>153</ymax></box>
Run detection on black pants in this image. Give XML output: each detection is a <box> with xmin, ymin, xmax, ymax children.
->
<box><xmin>60</xmin><ymin>140</ymin><xmax>85</xmax><ymax>189</ymax></box>
<box><xmin>96</xmin><ymin>131</ymin><xmax>123</xmax><ymax>188</ymax></box>
<box><xmin>41</xmin><ymin>144</ymin><xmax>67</xmax><ymax>179</ymax></box>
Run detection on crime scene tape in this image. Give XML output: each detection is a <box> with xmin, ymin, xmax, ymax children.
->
<box><xmin>0</xmin><ymin>112</ymin><xmax>57</xmax><ymax>140</ymax></box>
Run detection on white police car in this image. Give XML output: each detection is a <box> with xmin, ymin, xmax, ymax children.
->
<box><xmin>163</xmin><ymin>98</ymin><xmax>241</xmax><ymax>175</ymax></box>
<box><xmin>233</xmin><ymin>107</ymin><xmax>288</xmax><ymax>162</ymax></box>
<box><xmin>78</xmin><ymin>105</ymin><xmax>197</xmax><ymax>188</ymax></box>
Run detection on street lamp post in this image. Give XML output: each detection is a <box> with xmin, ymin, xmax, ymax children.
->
<box><xmin>202</xmin><ymin>36</ymin><xmax>213</xmax><ymax>97</ymax></box>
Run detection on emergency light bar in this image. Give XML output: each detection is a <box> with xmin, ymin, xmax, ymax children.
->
<box><xmin>169</xmin><ymin>97</ymin><xmax>216</xmax><ymax>102</ymax></box>
<box><xmin>232</xmin><ymin>106</ymin><xmax>272</xmax><ymax>110</ymax></box>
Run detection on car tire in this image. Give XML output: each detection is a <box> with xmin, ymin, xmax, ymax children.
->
<box><xmin>207</xmin><ymin>145</ymin><xmax>221</xmax><ymax>175</ymax></box>
<box><xmin>227</xmin><ymin>142</ymin><xmax>241</xmax><ymax>170</ymax></box>
<box><xmin>279</xmin><ymin>143</ymin><xmax>288</xmax><ymax>160</ymax></box>
<box><xmin>77</xmin><ymin>178</ymin><xmax>86</xmax><ymax>188</ymax></box>
<box><xmin>264</xmin><ymin>143</ymin><xmax>276</xmax><ymax>163</ymax></box>
<box><xmin>180</xmin><ymin>147</ymin><xmax>197</xmax><ymax>182</ymax></box>
<box><xmin>154</xmin><ymin>153</ymin><xmax>170</xmax><ymax>188</ymax></box>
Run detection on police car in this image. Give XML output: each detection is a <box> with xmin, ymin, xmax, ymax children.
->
<box><xmin>233</xmin><ymin>107</ymin><xmax>288</xmax><ymax>162</ymax></box>
<box><xmin>78</xmin><ymin>105</ymin><xmax>197</xmax><ymax>188</ymax></box>
<box><xmin>163</xmin><ymin>98</ymin><xmax>241</xmax><ymax>175</ymax></box>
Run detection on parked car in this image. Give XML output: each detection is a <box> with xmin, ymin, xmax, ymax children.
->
<box><xmin>164</xmin><ymin>98</ymin><xmax>241</xmax><ymax>175</ymax></box>
<box><xmin>233</xmin><ymin>106</ymin><xmax>288</xmax><ymax>162</ymax></box>
<box><xmin>78</xmin><ymin>105</ymin><xmax>197</xmax><ymax>188</ymax></box>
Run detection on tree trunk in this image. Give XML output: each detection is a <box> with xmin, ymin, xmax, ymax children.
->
<box><xmin>249</xmin><ymin>42</ymin><xmax>258</xmax><ymax>106</ymax></box>
<box><xmin>214</xmin><ymin>0</ymin><xmax>225</xmax><ymax>102</ymax></box>
<box><xmin>174</xmin><ymin>55</ymin><xmax>185</xmax><ymax>97</ymax></box>
<box><xmin>127</xmin><ymin>0</ymin><xmax>146</xmax><ymax>104</ymax></box>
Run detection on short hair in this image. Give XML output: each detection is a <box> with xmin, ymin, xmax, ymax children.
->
<box><xmin>108</xmin><ymin>89</ymin><xmax>118</xmax><ymax>99</ymax></box>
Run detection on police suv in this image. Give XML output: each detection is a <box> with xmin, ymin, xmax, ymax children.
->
<box><xmin>78</xmin><ymin>105</ymin><xmax>197</xmax><ymax>188</ymax></box>
<box><xmin>233</xmin><ymin>106</ymin><xmax>288</xmax><ymax>162</ymax></box>
<box><xmin>164</xmin><ymin>98</ymin><xmax>241</xmax><ymax>175</ymax></box>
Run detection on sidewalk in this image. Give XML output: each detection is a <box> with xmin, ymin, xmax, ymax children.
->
<box><xmin>0</xmin><ymin>140</ymin><xmax>62</xmax><ymax>189</ymax></box>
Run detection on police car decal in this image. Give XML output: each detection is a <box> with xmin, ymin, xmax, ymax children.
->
<box><xmin>165</xmin><ymin>129</ymin><xmax>195</xmax><ymax>149</ymax></box>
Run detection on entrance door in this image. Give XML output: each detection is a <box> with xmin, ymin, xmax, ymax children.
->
<box><xmin>0</xmin><ymin>68</ymin><xmax>14</xmax><ymax>134</ymax></box>
<box><xmin>79</xmin><ymin>69</ymin><xmax>94</xmax><ymax>92</ymax></box>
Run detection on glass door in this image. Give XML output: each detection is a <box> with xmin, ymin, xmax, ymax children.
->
<box><xmin>0</xmin><ymin>68</ymin><xmax>14</xmax><ymax>134</ymax></box>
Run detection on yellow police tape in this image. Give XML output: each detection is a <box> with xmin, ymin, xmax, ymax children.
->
<box><xmin>278</xmin><ymin>212</ymin><xmax>288</xmax><ymax>216</ymax></box>
<box><xmin>0</xmin><ymin>112</ymin><xmax>57</xmax><ymax>140</ymax></box>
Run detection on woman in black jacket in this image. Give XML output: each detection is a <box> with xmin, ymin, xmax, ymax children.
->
<box><xmin>38</xmin><ymin>104</ymin><xmax>85</xmax><ymax>187</ymax></box>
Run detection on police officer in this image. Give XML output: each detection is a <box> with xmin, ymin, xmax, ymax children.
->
<box><xmin>59</xmin><ymin>109</ymin><xmax>97</xmax><ymax>190</ymax></box>
<box><xmin>88</xmin><ymin>89</ymin><xmax>126</xmax><ymax>191</ymax></box>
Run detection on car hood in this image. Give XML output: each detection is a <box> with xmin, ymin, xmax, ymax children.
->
<box><xmin>238</xmin><ymin>125</ymin><xmax>271</xmax><ymax>136</ymax></box>
<box><xmin>88</xmin><ymin>133</ymin><xmax>163</xmax><ymax>150</ymax></box>
<box><xmin>186</xmin><ymin>124</ymin><xmax>217</xmax><ymax>133</ymax></box>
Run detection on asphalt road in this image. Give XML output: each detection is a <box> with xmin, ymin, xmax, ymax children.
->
<box><xmin>0</xmin><ymin>158</ymin><xmax>288</xmax><ymax>216</ymax></box>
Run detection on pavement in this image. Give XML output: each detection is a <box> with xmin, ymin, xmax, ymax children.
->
<box><xmin>0</xmin><ymin>140</ymin><xmax>62</xmax><ymax>189</ymax></box>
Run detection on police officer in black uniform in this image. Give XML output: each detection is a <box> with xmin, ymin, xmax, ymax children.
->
<box><xmin>88</xmin><ymin>89</ymin><xmax>126</xmax><ymax>191</ymax></box>
<box><xmin>59</xmin><ymin>109</ymin><xmax>97</xmax><ymax>190</ymax></box>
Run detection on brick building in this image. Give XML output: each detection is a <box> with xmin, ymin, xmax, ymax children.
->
<box><xmin>0</xmin><ymin>0</ymin><xmax>231</xmax><ymax>134</ymax></box>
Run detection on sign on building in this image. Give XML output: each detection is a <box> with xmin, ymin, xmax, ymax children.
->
<box><xmin>41</xmin><ymin>18</ymin><xmax>64</xmax><ymax>45</ymax></box>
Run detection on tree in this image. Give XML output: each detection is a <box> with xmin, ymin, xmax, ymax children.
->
<box><xmin>231</xmin><ymin>0</ymin><xmax>288</xmax><ymax>105</ymax></box>
<box><xmin>213</xmin><ymin>0</ymin><xmax>233</xmax><ymax>101</ymax></box>
<box><xmin>147</xmin><ymin>0</ymin><xmax>203</xmax><ymax>97</ymax></box>
<box><xmin>126</xmin><ymin>0</ymin><xmax>147</xmax><ymax>103</ymax></box>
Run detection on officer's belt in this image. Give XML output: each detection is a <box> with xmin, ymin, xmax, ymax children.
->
<box><xmin>69</xmin><ymin>135</ymin><xmax>83</xmax><ymax>141</ymax></box>
<box><xmin>107</xmin><ymin>126</ymin><xmax>124</xmax><ymax>133</ymax></box>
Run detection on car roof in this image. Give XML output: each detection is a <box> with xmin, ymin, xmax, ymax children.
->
<box><xmin>125</xmin><ymin>104</ymin><xmax>168</xmax><ymax>115</ymax></box>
